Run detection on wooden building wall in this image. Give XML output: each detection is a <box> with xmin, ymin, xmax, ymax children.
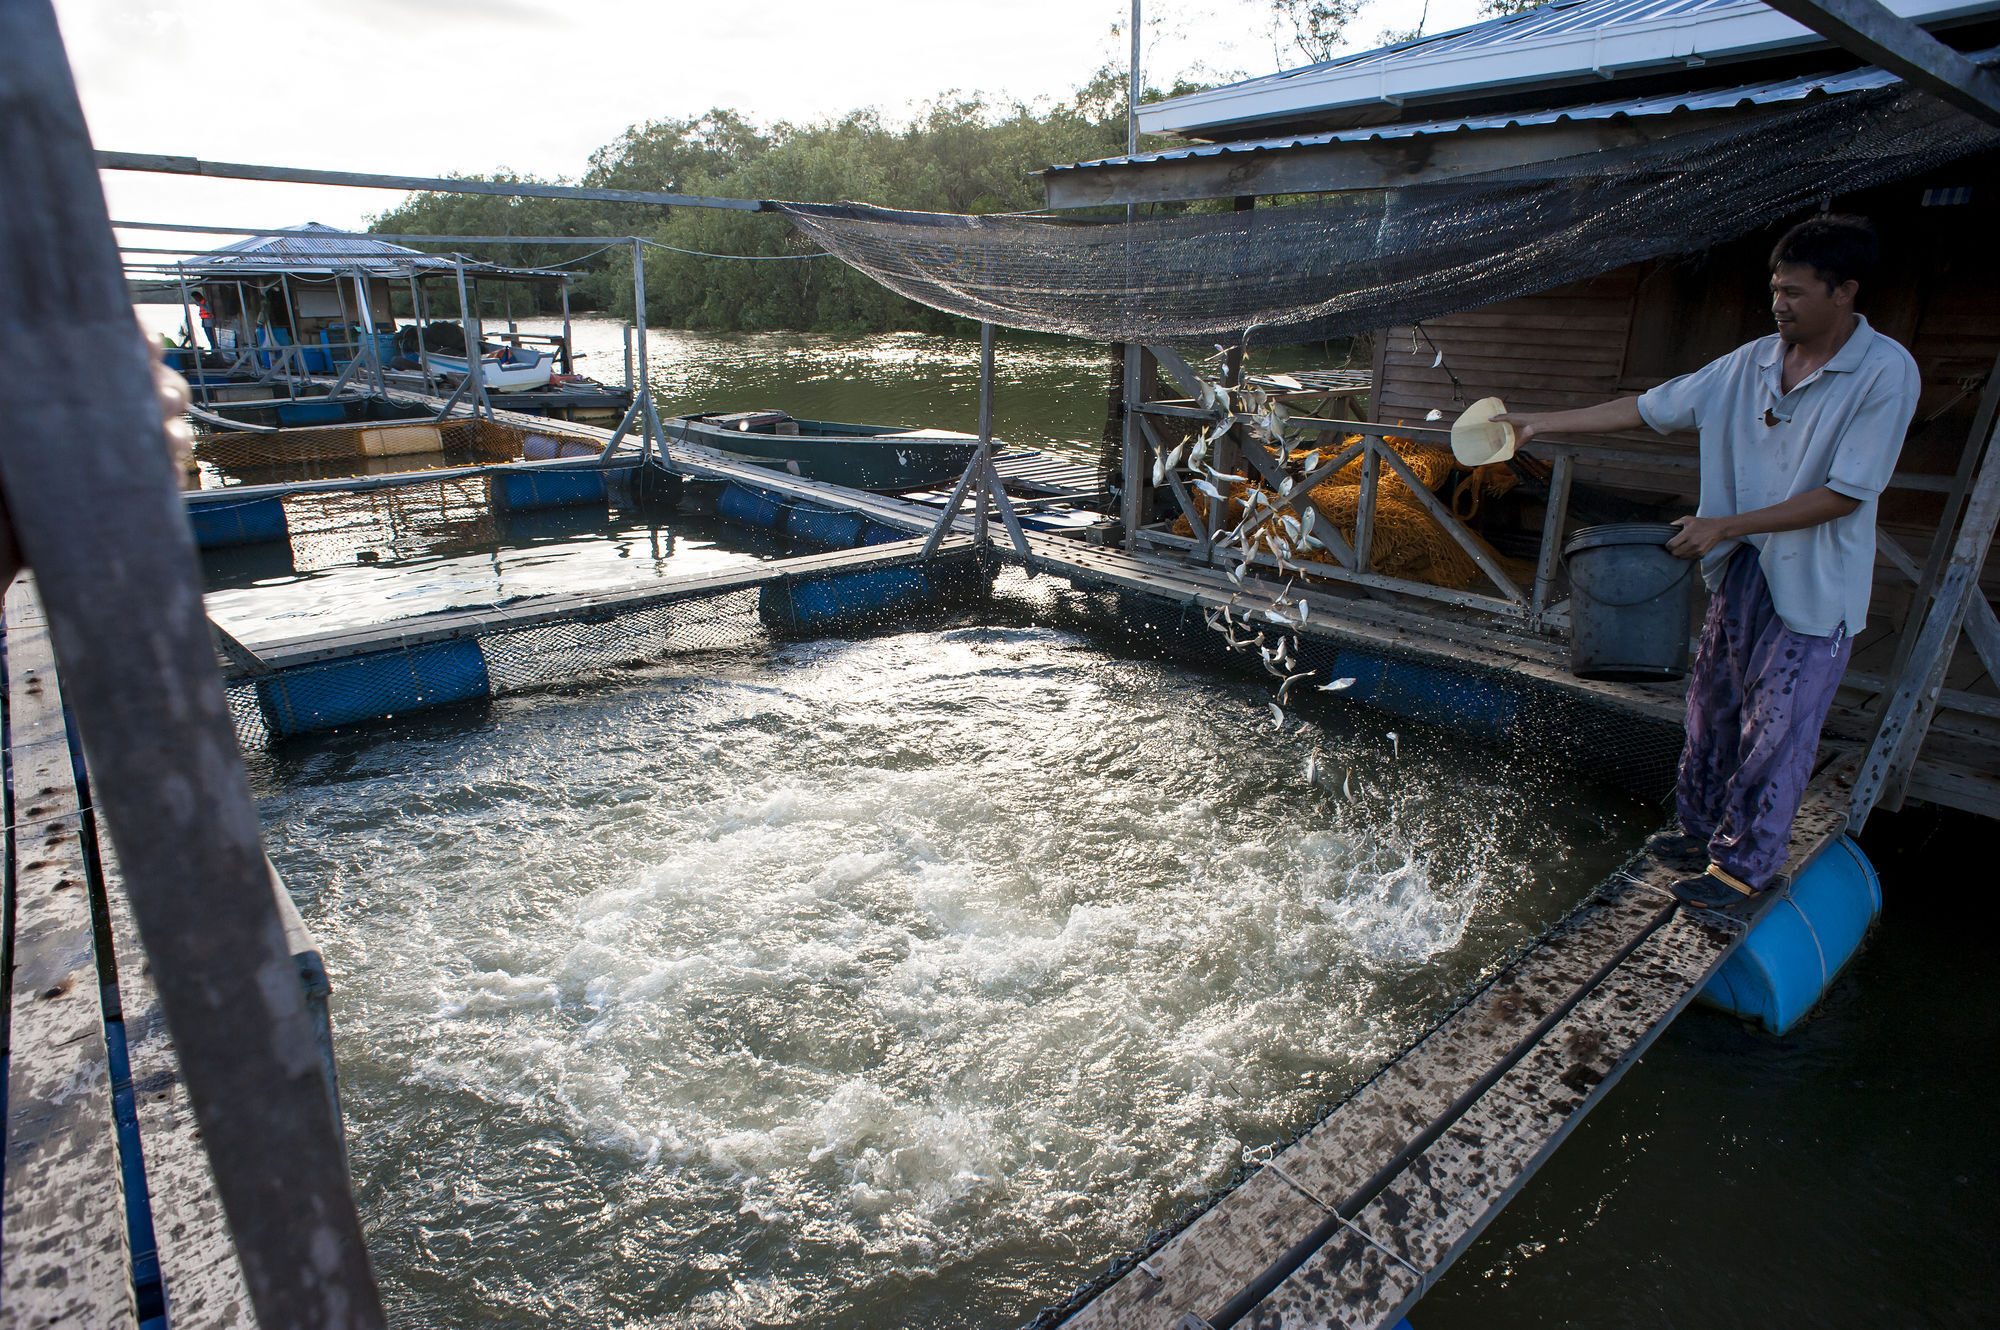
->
<box><xmin>1371</xmin><ymin>156</ymin><xmax>2000</xmax><ymax>526</ymax></box>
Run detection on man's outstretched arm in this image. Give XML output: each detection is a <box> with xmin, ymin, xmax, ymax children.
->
<box><xmin>1494</xmin><ymin>396</ymin><xmax>1646</xmax><ymax>447</ymax></box>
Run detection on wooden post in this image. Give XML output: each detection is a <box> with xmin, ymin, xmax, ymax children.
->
<box><xmin>1353</xmin><ymin>444</ymin><xmax>1381</xmax><ymax>573</ymax></box>
<box><xmin>1530</xmin><ymin>453</ymin><xmax>1574</xmax><ymax>626</ymax></box>
<box><xmin>0</xmin><ymin>5</ymin><xmax>387</xmax><ymax>1324</ymax></box>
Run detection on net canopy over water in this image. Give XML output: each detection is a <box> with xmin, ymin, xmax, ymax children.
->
<box><xmin>779</xmin><ymin>82</ymin><xmax>1999</xmax><ymax>345</ymax></box>
<box><xmin>260</xmin><ymin>616</ymin><xmax>1651</xmax><ymax>1329</ymax></box>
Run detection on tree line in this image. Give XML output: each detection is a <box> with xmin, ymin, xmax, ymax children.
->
<box><xmin>372</xmin><ymin>68</ymin><xmax>1157</xmax><ymax>334</ymax></box>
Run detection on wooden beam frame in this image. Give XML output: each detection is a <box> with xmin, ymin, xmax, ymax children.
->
<box><xmin>1757</xmin><ymin>0</ymin><xmax>2000</xmax><ymax>127</ymax></box>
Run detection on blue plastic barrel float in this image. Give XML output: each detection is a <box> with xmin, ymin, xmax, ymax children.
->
<box><xmin>188</xmin><ymin>497</ymin><xmax>289</xmax><ymax>549</ymax></box>
<box><xmin>255</xmin><ymin>640</ymin><xmax>491</xmax><ymax>737</ymax></box>
<box><xmin>716</xmin><ymin>481</ymin><xmax>786</xmax><ymax>530</ymax></box>
<box><xmin>1696</xmin><ymin>834</ymin><xmax>1881</xmax><ymax>1035</ymax></box>
<box><xmin>758</xmin><ymin>556</ymin><xmax>992</xmax><ymax>633</ymax></box>
<box><xmin>1323</xmin><ymin>648</ymin><xmax>1519</xmax><ymax>743</ymax></box>
<box><xmin>487</xmin><ymin>468</ymin><xmax>608</xmax><ymax>513</ymax></box>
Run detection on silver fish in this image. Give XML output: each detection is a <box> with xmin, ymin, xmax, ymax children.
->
<box><xmin>1267</xmin><ymin>703</ymin><xmax>1285</xmax><ymax>730</ymax></box>
<box><xmin>1278</xmin><ymin>670</ymin><xmax>1315</xmax><ymax>704</ymax></box>
<box><xmin>1305</xmin><ymin>751</ymin><xmax>1320</xmax><ymax>784</ymax></box>
<box><xmin>1318</xmin><ymin>676</ymin><xmax>1357</xmax><ymax>692</ymax></box>
<box><xmin>1387</xmin><ymin>731</ymin><xmax>1400</xmax><ymax>760</ymax></box>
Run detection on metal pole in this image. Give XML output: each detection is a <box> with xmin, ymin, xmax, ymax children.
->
<box><xmin>277</xmin><ymin>270</ymin><xmax>302</xmax><ymax>399</ymax></box>
<box><xmin>352</xmin><ymin>267</ymin><xmax>385</xmax><ymax>395</ymax></box>
<box><xmin>975</xmin><ymin>322</ymin><xmax>995</xmax><ymax>547</ymax></box>
<box><xmin>332</xmin><ymin>269</ymin><xmax>354</xmax><ymax>383</ymax></box>
<box><xmin>631</xmin><ymin>238</ymin><xmax>650</xmax><ymax>446</ymax></box>
<box><xmin>232</xmin><ymin>278</ymin><xmax>252</xmax><ymax>373</ymax></box>
<box><xmin>623</xmin><ymin>322</ymin><xmax>634</xmax><ymax>393</ymax></box>
<box><xmin>1129</xmin><ymin>0</ymin><xmax>1141</xmax><ymax>159</ymax></box>
<box><xmin>174</xmin><ymin>263</ymin><xmax>205</xmax><ymax>406</ymax></box>
<box><xmin>452</xmin><ymin>258</ymin><xmax>490</xmax><ymax>418</ymax></box>
<box><xmin>408</xmin><ymin>274</ymin><xmax>434</xmax><ymax>392</ymax></box>
<box><xmin>559</xmin><ymin>278</ymin><xmax>573</xmax><ymax>375</ymax></box>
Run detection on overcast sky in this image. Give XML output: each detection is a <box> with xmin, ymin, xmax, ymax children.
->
<box><xmin>61</xmin><ymin>0</ymin><xmax>1478</xmax><ymax>247</ymax></box>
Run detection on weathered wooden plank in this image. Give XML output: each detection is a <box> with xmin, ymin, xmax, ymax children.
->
<box><xmin>0</xmin><ymin>583</ymin><xmax>137</xmax><ymax>1330</ymax></box>
<box><xmin>97</xmin><ymin>835</ymin><xmax>255</xmax><ymax>1329</ymax></box>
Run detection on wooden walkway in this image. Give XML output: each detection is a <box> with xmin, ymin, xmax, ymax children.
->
<box><xmin>0</xmin><ymin>581</ymin><xmax>253</xmax><ymax>1329</ymax></box>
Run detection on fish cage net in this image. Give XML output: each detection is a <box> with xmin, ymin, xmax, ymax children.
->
<box><xmin>779</xmin><ymin>78</ymin><xmax>2000</xmax><ymax>346</ymax></box>
<box><xmin>222</xmin><ymin>582</ymin><xmax>772</xmax><ymax>751</ymax></box>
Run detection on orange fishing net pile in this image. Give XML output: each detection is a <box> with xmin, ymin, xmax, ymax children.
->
<box><xmin>1173</xmin><ymin>433</ymin><xmax>1526</xmax><ymax>591</ymax></box>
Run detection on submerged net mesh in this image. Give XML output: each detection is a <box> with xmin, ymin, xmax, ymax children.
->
<box><xmin>780</xmin><ymin>84</ymin><xmax>1999</xmax><ymax>345</ymax></box>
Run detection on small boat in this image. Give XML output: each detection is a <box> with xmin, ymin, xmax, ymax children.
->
<box><xmin>421</xmin><ymin>346</ymin><xmax>555</xmax><ymax>393</ymax></box>
<box><xmin>666</xmin><ymin>410</ymin><xmax>985</xmax><ymax>493</ymax></box>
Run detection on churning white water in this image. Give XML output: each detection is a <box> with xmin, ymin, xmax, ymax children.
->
<box><xmin>252</xmin><ymin>623</ymin><xmax>1647</xmax><ymax>1328</ymax></box>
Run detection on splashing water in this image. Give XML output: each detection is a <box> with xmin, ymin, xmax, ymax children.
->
<box><xmin>253</xmin><ymin>624</ymin><xmax>1647</xmax><ymax>1329</ymax></box>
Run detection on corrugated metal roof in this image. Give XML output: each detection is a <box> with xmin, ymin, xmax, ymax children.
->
<box><xmin>1219</xmin><ymin>0</ymin><xmax>1750</xmax><ymax>93</ymax></box>
<box><xmin>1135</xmin><ymin>0</ymin><xmax>1999</xmax><ymax>136</ymax></box>
<box><xmin>190</xmin><ymin>222</ymin><xmax>468</xmax><ymax>274</ymax></box>
<box><xmin>1054</xmin><ymin>48</ymin><xmax>1996</xmax><ymax>173</ymax></box>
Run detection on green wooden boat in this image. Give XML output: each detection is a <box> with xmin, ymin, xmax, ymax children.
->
<box><xmin>665</xmin><ymin>410</ymin><xmax>984</xmax><ymax>493</ymax></box>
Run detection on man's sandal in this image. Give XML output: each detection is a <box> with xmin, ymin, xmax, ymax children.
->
<box><xmin>1669</xmin><ymin>863</ymin><xmax>1763</xmax><ymax>919</ymax></box>
<box><xmin>1644</xmin><ymin>827</ymin><xmax>1709</xmax><ymax>873</ymax></box>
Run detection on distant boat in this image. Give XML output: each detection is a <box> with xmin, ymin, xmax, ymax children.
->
<box><xmin>666</xmin><ymin>410</ymin><xmax>984</xmax><ymax>493</ymax></box>
<box><xmin>422</xmin><ymin>347</ymin><xmax>555</xmax><ymax>393</ymax></box>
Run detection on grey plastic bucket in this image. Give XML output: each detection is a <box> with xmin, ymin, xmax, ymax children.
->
<box><xmin>1561</xmin><ymin>522</ymin><xmax>1697</xmax><ymax>682</ymax></box>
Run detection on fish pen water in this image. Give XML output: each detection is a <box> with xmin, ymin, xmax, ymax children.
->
<box><xmin>248</xmin><ymin>583</ymin><xmax>1654</xmax><ymax>1328</ymax></box>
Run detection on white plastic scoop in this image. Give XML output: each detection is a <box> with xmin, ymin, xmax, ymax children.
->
<box><xmin>1450</xmin><ymin>396</ymin><xmax>1517</xmax><ymax>467</ymax></box>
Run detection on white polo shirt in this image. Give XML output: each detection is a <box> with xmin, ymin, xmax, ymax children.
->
<box><xmin>1636</xmin><ymin>314</ymin><xmax>1920</xmax><ymax>638</ymax></box>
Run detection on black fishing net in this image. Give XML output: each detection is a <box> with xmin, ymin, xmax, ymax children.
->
<box><xmin>779</xmin><ymin>83</ymin><xmax>1999</xmax><ymax>346</ymax></box>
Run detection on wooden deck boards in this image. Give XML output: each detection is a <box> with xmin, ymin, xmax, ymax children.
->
<box><xmin>0</xmin><ymin>583</ymin><xmax>136</xmax><ymax>1329</ymax></box>
<box><xmin>1</xmin><ymin>582</ymin><xmax>253</xmax><ymax>1329</ymax></box>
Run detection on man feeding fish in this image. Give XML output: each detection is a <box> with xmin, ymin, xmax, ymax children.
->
<box><xmin>1497</xmin><ymin>215</ymin><xmax>1919</xmax><ymax>916</ymax></box>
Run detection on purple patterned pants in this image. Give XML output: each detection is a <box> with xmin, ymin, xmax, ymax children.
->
<box><xmin>1676</xmin><ymin>547</ymin><xmax>1853</xmax><ymax>888</ymax></box>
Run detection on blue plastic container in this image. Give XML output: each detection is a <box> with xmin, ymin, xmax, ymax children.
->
<box><xmin>783</xmin><ymin>503</ymin><xmax>865</xmax><ymax>548</ymax></box>
<box><xmin>1697</xmin><ymin>835</ymin><xmax>1881</xmax><ymax>1035</ymax></box>
<box><xmin>188</xmin><ymin>498</ymin><xmax>289</xmax><ymax>549</ymax></box>
<box><xmin>1327</xmin><ymin>649</ymin><xmax>1518</xmax><ymax>741</ymax></box>
<box><xmin>256</xmin><ymin>640</ymin><xmax>491</xmax><ymax>737</ymax></box>
<box><xmin>717</xmin><ymin>482</ymin><xmax>786</xmax><ymax>530</ymax></box>
<box><xmin>488</xmin><ymin>470</ymin><xmax>608</xmax><ymax>512</ymax></box>
<box><xmin>275</xmin><ymin>400</ymin><xmax>348</xmax><ymax>427</ymax></box>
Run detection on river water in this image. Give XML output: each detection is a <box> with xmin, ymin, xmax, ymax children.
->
<box><xmin>251</xmin><ymin>615</ymin><xmax>1648</xmax><ymax>1329</ymax></box>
